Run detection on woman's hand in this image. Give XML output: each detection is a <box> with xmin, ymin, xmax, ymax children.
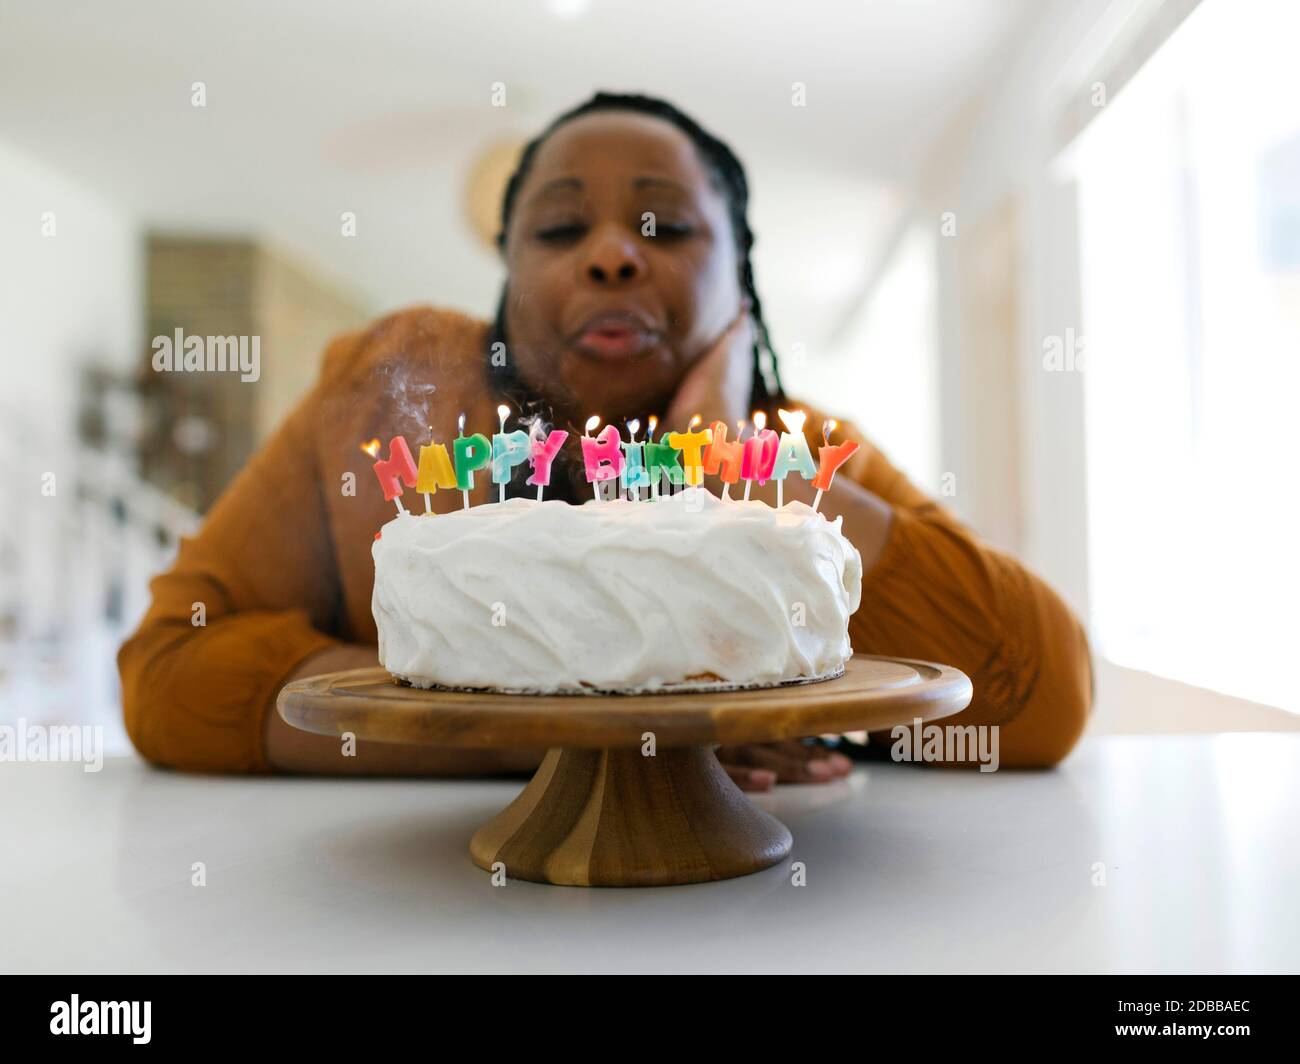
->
<box><xmin>715</xmin><ymin>740</ymin><xmax>853</xmax><ymax>792</ymax></box>
<box><xmin>663</xmin><ymin>305</ymin><xmax>755</xmax><ymax>431</ymax></box>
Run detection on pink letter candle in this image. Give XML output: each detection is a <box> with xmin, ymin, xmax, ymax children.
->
<box><xmin>526</xmin><ymin>428</ymin><xmax>568</xmax><ymax>499</ymax></box>
<box><xmin>580</xmin><ymin>420</ymin><xmax>625</xmax><ymax>501</ymax></box>
<box><xmin>740</xmin><ymin>414</ymin><xmax>778</xmax><ymax>501</ymax></box>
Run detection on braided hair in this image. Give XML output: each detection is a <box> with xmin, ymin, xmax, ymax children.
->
<box><xmin>486</xmin><ymin>91</ymin><xmax>787</xmax><ymax>437</ymax></box>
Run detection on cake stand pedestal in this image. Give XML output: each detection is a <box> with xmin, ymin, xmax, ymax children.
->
<box><xmin>277</xmin><ymin>655</ymin><xmax>971</xmax><ymax>887</ymax></box>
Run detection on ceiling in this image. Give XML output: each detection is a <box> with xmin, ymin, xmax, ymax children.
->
<box><xmin>0</xmin><ymin>0</ymin><xmax>1033</xmax><ymax>332</ymax></box>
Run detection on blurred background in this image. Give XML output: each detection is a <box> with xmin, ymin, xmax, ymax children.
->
<box><xmin>1</xmin><ymin>0</ymin><xmax>1296</xmax><ymax>753</ymax></box>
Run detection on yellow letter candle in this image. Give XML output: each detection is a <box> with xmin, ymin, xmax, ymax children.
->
<box><xmin>416</xmin><ymin>440</ymin><xmax>457</xmax><ymax>510</ymax></box>
<box><xmin>666</xmin><ymin>415</ymin><xmax>713</xmax><ymax>487</ymax></box>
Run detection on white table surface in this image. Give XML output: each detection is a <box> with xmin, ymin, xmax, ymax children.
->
<box><xmin>3</xmin><ymin>734</ymin><xmax>1297</xmax><ymax>974</ymax></box>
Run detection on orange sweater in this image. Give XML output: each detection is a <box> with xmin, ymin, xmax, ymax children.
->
<box><xmin>118</xmin><ymin>305</ymin><xmax>1092</xmax><ymax>773</ymax></box>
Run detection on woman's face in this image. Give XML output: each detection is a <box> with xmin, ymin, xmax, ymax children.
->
<box><xmin>500</xmin><ymin>111</ymin><xmax>743</xmax><ymax>423</ymax></box>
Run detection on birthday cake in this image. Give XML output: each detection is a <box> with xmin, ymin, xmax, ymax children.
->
<box><xmin>370</xmin><ymin>487</ymin><xmax>863</xmax><ymax>694</ymax></box>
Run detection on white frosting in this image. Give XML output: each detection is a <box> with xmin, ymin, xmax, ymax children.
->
<box><xmin>371</xmin><ymin>487</ymin><xmax>863</xmax><ymax>693</ymax></box>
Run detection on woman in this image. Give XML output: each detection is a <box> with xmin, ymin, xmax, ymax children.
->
<box><xmin>119</xmin><ymin>92</ymin><xmax>1092</xmax><ymax>787</ymax></box>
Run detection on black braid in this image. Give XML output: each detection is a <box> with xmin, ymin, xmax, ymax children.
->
<box><xmin>486</xmin><ymin>91</ymin><xmax>787</xmax><ymax>432</ymax></box>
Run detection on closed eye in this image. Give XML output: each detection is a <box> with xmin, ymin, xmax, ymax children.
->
<box><xmin>653</xmin><ymin>223</ymin><xmax>695</xmax><ymax>239</ymax></box>
<box><xmin>536</xmin><ymin>223</ymin><xmax>587</xmax><ymax>244</ymax></box>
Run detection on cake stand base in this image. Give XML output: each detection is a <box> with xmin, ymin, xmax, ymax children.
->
<box><xmin>469</xmin><ymin>745</ymin><xmax>793</xmax><ymax>887</ymax></box>
<box><xmin>278</xmin><ymin>656</ymin><xmax>974</xmax><ymax>888</ymax></box>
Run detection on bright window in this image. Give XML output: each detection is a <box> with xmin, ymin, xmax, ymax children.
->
<box><xmin>1073</xmin><ymin>0</ymin><xmax>1300</xmax><ymax>711</ymax></box>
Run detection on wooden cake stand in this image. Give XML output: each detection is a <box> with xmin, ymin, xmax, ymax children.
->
<box><xmin>278</xmin><ymin>655</ymin><xmax>971</xmax><ymax>887</ymax></box>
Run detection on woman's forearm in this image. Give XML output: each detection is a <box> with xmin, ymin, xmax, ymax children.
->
<box><xmin>749</xmin><ymin>460</ymin><xmax>1090</xmax><ymax>765</ymax></box>
<box><xmin>266</xmin><ymin>645</ymin><xmax>545</xmax><ymax>776</ymax></box>
<box><xmin>744</xmin><ymin>471</ymin><xmax>895</xmax><ymax>572</ymax></box>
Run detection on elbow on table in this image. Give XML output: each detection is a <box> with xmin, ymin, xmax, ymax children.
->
<box><xmin>997</xmin><ymin>639</ymin><xmax>1094</xmax><ymax>770</ymax></box>
<box><xmin>117</xmin><ymin>631</ymin><xmax>266</xmax><ymax>775</ymax></box>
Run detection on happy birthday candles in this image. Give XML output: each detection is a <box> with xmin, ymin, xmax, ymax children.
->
<box><xmin>365</xmin><ymin>405</ymin><xmax>856</xmax><ymax>518</ymax></box>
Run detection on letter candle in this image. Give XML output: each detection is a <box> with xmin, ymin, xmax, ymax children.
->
<box><xmin>703</xmin><ymin>419</ymin><xmax>744</xmax><ymax>501</ymax></box>
<box><xmin>525</xmin><ymin>419</ymin><xmax>567</xmax><ymax>501</ymax></box>
<box><xmin>491</xmin><ymin>403</ymin><xmax>530</xmax><ymax>504</ymax></box>
<box><xmin>367</xmin><ymin>435</ymin><xmax>417</xmax><ymax>515</ymax></box>
<box><xmin>741</xmin><ymin>411</ymin><xmax>778</xmax><ymax>502</ymax></box>
<box><xmin>580</xmin><ymin>415</ymin><xmax>625</xmax><ymax>502</ymax></box>
<box><xmin>666</xmin><ymin>415</ymin><xmax>712</xmax><ymax>488</ymax></box>
<box><xmin>418</xmin><ymin>428</ymin><xmax>432</xmax><ymax>512</ymax></box>
<box><xmin>646</xmin><ymin>416</ymin><xmax>660</xmax><ymax>501</ymax></box>
<box><xmin>644</xmin><ymin>416</ymin><xmax>684</xmax><ymax>500</ymax></box>
<box><xmin>620</xmin><ymin>419</ymin><xmax>650</xmax><ymax>501</ymax></box>
<box><xmin>811</xmin><ymin>418</ymin><xmax>860</xmax><ymax>513</ymax></box>
<box><xmin>416</xmin><ymin>430</ymin><xmax>457</xmax><ymax>512</ymax></box>
<box><xmin>771</xmin><ymin>408</ymin><xmax>817</xmax><ymax>509</ymax></box>
<box><xmin>452</xmin><ymin>412</ymin><xmax>491</xmax><ymax>509</ymax></box>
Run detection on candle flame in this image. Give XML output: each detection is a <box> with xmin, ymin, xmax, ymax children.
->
<box><xmin>360</xmin><ymin>438</ymin><xmax>381</xmax><ymax>458</ymax></box>
<box><xmin>752</xmin><ymin>410</ymin><xmax>767</xmax><ymax>432</ymax></box>
<box><xmin>647</xmin><ymin>415</ymin><xmax>658</xmax><ymax>439</ymax></box>
<box><xmin>688</xmin><ymin>414</ymin><xmax>701</xmax><ymax>430</ymax></box>
<box><xmin>457</xmin><ymin>411</ymin><xmax>466</xmax><ymax>434</ymax></box>
<box><xmin>777</xmin><ymin>407</ymin><xmax>806</xmax><ymax>434</ymax></box>
<box><xmin>496</xmin><ymin>403</ymin><xmax>510</xmax><ymax>427</ymax></box>
<box><xmin>626</xmin><ymin>418</ymin><xmax>640</xmax><ymax>437</ymax></box>
<box><xmin>823</xmin><ymin>417</ymin><xmax>838</xmax><ymax>444</ymax></box>
<box><xmin>585</xmin><ymin>414</ymin><xmax>601</xmax><ymax>434</ymax></box>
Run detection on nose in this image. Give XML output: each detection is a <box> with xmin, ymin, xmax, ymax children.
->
<box><xmin>583</xmin><ymin>226</ymin><xmax>647</xmax><ymax>285</ymax></box>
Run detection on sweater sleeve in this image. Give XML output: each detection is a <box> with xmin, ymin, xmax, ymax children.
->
<box><xmin>117</xmin><ymin>349</ymin><xmax>353</xmax><ymax>774</ymax></box>
<box><xmin>842</xmin><ymin>438</ymin><xmax>1093</xmax><ymax>767</ymax></box>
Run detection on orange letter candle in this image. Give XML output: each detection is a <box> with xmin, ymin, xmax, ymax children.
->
<box><xmin>702</xmin><ymin>420</ymin><xmax>744</xmax><ymax>484</ymax></box>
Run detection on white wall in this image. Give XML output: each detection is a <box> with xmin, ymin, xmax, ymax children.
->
<box><xmin>919</xmin><ymin>0</ymin><xmax>1116</xmax><ymax>622</ymax></box>
<box><xmin>0</xmin><ymin>140</ymin><xmax>143</xmax><ymax>749</ymax></box>
<box><xmin>0</xmin><ymin>140</ymin><xmax>142</xmax><ymax>436</ymax></box>
<box><xmin>917</xmin><ymin>0</ymin><xmax>1299</xmax><ymax>732</ymax></box>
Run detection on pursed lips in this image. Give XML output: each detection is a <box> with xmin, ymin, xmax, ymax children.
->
<box><xmin>568</xmin><ymin>309</ymin><xmax>662</xmax><ymax>359</ymax></box>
